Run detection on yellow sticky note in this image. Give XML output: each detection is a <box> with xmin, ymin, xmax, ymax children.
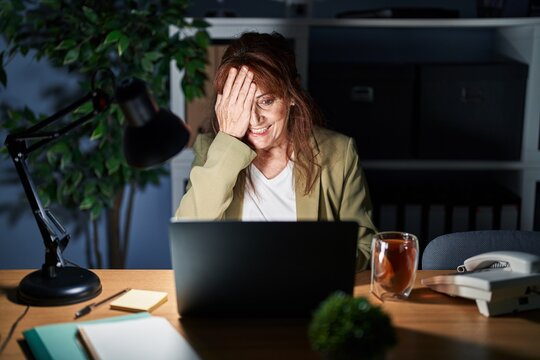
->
<box><xmin>110</xmin><ymin>289</ymin><xmax>168</xmax><ymax>313</ymax></box>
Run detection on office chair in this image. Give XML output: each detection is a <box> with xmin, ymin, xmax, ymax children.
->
<box><xmin>421</xmin><ymin>230</ymin><xmax>540</xmax><ymax>270</ymax></box>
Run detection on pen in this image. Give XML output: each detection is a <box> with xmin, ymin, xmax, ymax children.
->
<box><xmin>74</xmin><ymin>288</ymin><xmax>131</xmax><ymax>319</ymax></box>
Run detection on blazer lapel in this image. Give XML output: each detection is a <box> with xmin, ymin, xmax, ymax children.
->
<box><xmin>296</xmin><ymin>168</ymin><xmax>320</xmax><ymax>220</ymax></box>
<box><xmin>296</xmin><ymin>134</ymin><xmax>321</xmax><ymax>221</ymax></box>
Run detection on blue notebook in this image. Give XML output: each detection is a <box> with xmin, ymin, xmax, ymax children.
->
<box><xmin>23</xmin><ymin>312</ymin><xmax>150</xmax><ymax>360</ymax></box>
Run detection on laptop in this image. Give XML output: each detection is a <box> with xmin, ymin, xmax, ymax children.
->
<box><xmin>169</xmin><ymin>221</ymin><xmax>358</xmax><ymax>317</ymax></box>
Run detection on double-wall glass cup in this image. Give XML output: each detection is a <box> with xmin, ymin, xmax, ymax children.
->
<box><xmin>371</xmin><ymin>232</ymin><xmax>419</xmax><ymax>301</ymax></box>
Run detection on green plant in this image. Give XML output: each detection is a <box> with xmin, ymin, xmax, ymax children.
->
<box><xmin>309</xmin><ymin>292</ymin><xmax>397</xmax><ymax>360</ymax></box>
<box><xmin>0</xmin><ymin>0</ymin><xmax>209</xmax><ymax>268</ymax></box>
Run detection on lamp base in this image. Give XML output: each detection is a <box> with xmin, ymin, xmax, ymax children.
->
<box><xmin>18</xmin><ymin>267</ymin><xmax>102</xmax><ymax>306</ymax></box>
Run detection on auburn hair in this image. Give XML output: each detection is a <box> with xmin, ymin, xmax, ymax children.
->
<box><xmin>211</xmin><ymin>32</ymin><xmax>324</xmax><ymax>195</ymax></box>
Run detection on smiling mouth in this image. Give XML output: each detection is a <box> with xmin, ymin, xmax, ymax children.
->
<box><xmin>249</xmin><ymin>124</ymin><xmax>272</xmax><ymax>135</ymax></box>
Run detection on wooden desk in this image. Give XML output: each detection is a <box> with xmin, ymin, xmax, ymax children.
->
<box><xmin>1</xmin><ymin>270</ymin><xmax>539</xmax><ymax>359</ymax></box>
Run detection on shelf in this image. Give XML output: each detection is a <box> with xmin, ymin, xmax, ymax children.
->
<box><xmin>203</xmin><ymin>17</ymin><xmax>540</xmax><ymax>29</ymax></box>
<box><xmin>361</xmin><ymin>160</ymin><xmax>540</xmax><ymax>171</ymax></box>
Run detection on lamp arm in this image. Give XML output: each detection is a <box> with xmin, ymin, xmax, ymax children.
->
<box><xmin>4</xmin><ymin>90</ymin><xmax>110</xmax><ymax>277</ymax></box>
<box><xmin>6</xmin><ymin>90</ymin><xmax>109</xmax><ymax>154</ymax></box>
<box><xmin>12</xmin><ymin>153</ymin><xmax>70</xmax><ymax>274</ymax></box>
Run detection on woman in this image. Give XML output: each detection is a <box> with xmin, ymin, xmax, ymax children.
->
<box><xmin>175</xmin><ymin>32</ymin><xmax>377</xmax><ymax>270</ymax></box>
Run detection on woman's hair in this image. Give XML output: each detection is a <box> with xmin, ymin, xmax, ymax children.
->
<box><xmin>212</xmin><ymin>32</ymin><xmax>324</xmax><ymax>195</ymax></box>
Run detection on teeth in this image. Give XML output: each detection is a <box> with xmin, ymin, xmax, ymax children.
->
<box><xmin>250</xmin><ymin>126</ymin><xmax>269</xmax><ymax>134</ymax></box>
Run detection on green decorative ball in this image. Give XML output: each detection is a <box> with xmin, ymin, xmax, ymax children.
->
<box><xmin>308</xmin><ymin>292</ymin><xmax>397</xmax><ymax>359</ymax></box>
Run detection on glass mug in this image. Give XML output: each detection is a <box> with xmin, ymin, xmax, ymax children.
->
<box><xmin>371</xmin><ymin>232</ymin><xmax>419</xmax><ymax>301</ymax></box>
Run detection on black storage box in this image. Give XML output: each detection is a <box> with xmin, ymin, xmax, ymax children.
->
<box><xmin>308</xmin><ymin>63</ymin><xmax>415</xmax><ymax>159</ymax></box>
<box><xmin>417</xmin><ymin>62</ymin><xmax>528</xmax><ymax>160</ymax></box>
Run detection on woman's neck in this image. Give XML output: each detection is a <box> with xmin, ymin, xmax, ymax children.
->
<box><xmin>252</xmin><ymin>142</ymin><xmax>291</xmax><ymax>180</ymax></box>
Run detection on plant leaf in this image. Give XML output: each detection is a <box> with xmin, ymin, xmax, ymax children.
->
<box><xmin>93</xmin><ymin>162</ymin><xmax>104</xmax><ymax>178</ymax></box>
<box><xmin>106</xmin><ymin>157</ymin><xmax>120</xmax><ymax>174</ymax></box>
<box><xmin>47</xmin><ymin>151</ymin><xmax>56</xmax><ymax>165</ymax></box>
<box><xmin>80</xmin><ymin>196</ymin><xmax>96</xmax><ymax>210</ymax></box>
<box><xmin>84</xmin><ymin>183</ymin><xmax>95</xmax><ymax>196</ymax></box>
<box><xmin>117</xmin><ymin>35</ymin><xmax>130</xmax><ymax>56</ymax></box>
<box><xmin>55</xmin><ymin>39</ymin><xmax>77</xmax><ymax>50</ymax></box>
<box><xmin>195</xmin><ymin>31</ymin><xmax>209</xmax><ymax>48</ymax></box>
<box><xmin>90</xmin><ymin>204</ymin><xmax>102</xmax><ymax>220</ymax></box>
<box><xmin>191</xmin><ymin>19</ymin><xmax>209</xmax><ymax>28</ymax></box>
<box><xmin>63</xmin><ymin>47</ymin><xmax>80</xmax><ymax>64</ymax></box>
<box><xmin>60</xmin><ymin>152</ymin><xmax>72</xmax><ymax>170</ymax></box>
<box><xmin>83</xmin><ymin>6</ymin><xmax>98</xmax><ymax>23</ymax></box>
<box><xmin>74</xmin><ymin>102</ymin><xmax>93</xmax><ymax>115</ymax></box>
<box><xmin>99</xmin><ymin>182</ymin><xmax>114</xmax><ymax>198</ymax></box>
<box><xmin>95</xmin><ymin>42</ymin><xmax>110</xmax><ymax>53</ymax></box>
<box><xmin>72</xmin><ymin>171</ymin><xmax>83</xmax><ymax>189</ymax></box>
<box><xmin>141</xmin><ymin>57</ymin><xmax>153</xmax><ymax>73</ymax></box>
<box><xmin>144</xmin><ymin>51</ymin><xmax>163</xmax><ymax>62</ymax></box>
<box><xmin>90</xmin><ymin>121</ymin><xmax>105</xmax><ymax>141</ymax></box>
<box><xmin>103</xmin><ymin>30</ymin><xmax>123</xmax><ymax>45</ymax></box>
<box><xmin>50</xmin><ymin>142</ymin><xmax>70</xmax><ymax>155</ymax></box>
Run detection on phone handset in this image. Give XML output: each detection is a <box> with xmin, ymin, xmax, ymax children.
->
<box><xmin>457</xmin><ymin>251</ymin><xmax>540</xmax><ymax>274</ymax></box>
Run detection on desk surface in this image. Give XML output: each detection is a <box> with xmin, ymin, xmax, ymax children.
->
<box><xmin>1</xmin><ymin>269</ymin><xmax>539</xmax><ymax>360</ymax></box>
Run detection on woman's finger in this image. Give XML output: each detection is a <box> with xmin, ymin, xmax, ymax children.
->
<box><xmin>237</xmin><ymin>71</ymin><xmax>254</xmax><ymax>106</ymax></box>
<box><xmin>228</xmin><ymin>66</ymin><xmax>249</xmax><ymax>104</ymax></box>
<box><xmin>244</xmin><ymin>82</ymin><xmax>256</xmax><ymax>110</ymax></box>
<box><xmin>221</xmin><ymin>67</ymin><xmax>238</xmax><ymax>99</ymax></box>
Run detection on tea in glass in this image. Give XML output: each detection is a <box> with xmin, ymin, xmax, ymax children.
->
<box><xmin>371</xmin><ymin>232</ymin><xmax>419</xmax><ymax>301</ymax></box>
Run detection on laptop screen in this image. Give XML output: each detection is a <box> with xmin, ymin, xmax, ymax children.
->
<box><xmin>169</xmin><ymin>221</ymin><xmax>358</xmax><ymax>317</ymax></box>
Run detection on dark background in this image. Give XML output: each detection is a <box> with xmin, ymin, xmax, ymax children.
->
<box><xmin>0</xmin><ymin>0</ymin><xmax>536</xmax><ymax>269</ymax></box>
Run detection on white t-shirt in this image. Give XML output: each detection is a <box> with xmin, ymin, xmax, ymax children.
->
<box><xmin>242</xmin><ymin>161</ymin><xmax>296</xmax><ymax>221</ymax></box>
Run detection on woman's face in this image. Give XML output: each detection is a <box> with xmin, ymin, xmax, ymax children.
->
<box><xmin>245</xmin><ymin>88</ymin><xmax>290</xmax><ymax>152</ymax></box>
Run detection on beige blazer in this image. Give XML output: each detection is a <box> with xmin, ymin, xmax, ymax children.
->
<box><xmin>175</xmin><ymin>128</ymin><xmax>377</xmax><ymax>270</ymax></box>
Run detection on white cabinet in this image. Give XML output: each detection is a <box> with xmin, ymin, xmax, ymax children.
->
<box><xmin>170</xmin><ymin>18</ymin><xmax>540</xmax><ymax>232</ymax></box>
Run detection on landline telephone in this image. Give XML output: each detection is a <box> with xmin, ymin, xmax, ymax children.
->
<box><xmin>422</xmin><ymin>251</ymin><xmax>540</xmax><ymax>316</ymax></box>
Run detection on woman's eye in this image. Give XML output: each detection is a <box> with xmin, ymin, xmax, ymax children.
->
<box><xmin>258</xmin><ymin>98</ymin><xmax>275</xmax><ymax>107</ymax></box>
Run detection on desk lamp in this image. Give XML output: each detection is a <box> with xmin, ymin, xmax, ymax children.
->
<box><xmin>4</xmin><ymin>76</ymin><xmax>189</xmax><ymax>306</ymax></box>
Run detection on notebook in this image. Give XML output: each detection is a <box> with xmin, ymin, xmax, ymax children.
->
<box><xmin>78</xmin><ymin>316</ymin><xmax>200</xmax><ymax>360</ymax></box>
<box><xmin>23</xmin><ymin>313</ymin><xmax>150</xmax><ymax>360</ymax></box>
<box><xmin>110</xmin><ymin>289</ymin><xmax>168</xmax><ymax>312</ymax></box>
<box><xmin>169</xmin><ymin>221</ymin><xmax>359</xmax><ymax>317</ymax></box>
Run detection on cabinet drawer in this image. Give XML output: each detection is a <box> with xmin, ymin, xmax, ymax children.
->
<box><xmin>309</xmin><ymin>63</ymin><xmax>415</xmax><ymax>159</ymax></box>
<box><xmin>417</xmin><ymin>62</ymin><xmax>528</xmax><ymax>160</ymax></box>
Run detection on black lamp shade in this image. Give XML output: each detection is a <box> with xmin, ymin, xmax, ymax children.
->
<box><xmin>123</xmin><ymin>109</ymin><xmax>189</xmax><ymax>168</ymax></box>
<box><xmin>116</xmin><ymin>78</ymin><xmax>189</xmax><ymax>168</ymax></box>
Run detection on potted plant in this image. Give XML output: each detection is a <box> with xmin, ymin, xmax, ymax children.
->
<box><xmin>0</xmin><ymin>0</ymin><xmax>208</xmax><ymax>268</ymax></box>
<box><xmin>309</xmin><ymin>292</ymin><xmax>397</xmax><ymax>360</ymax></box>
